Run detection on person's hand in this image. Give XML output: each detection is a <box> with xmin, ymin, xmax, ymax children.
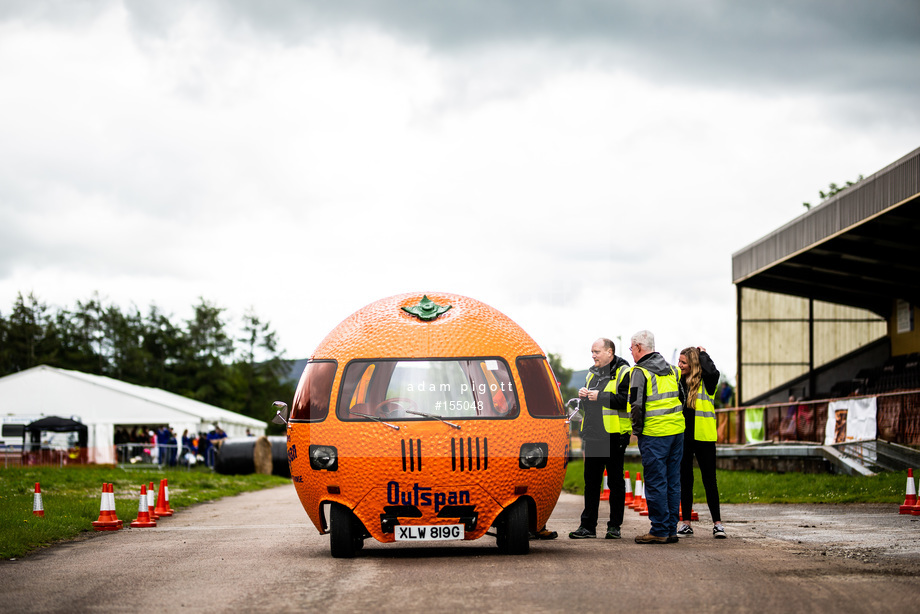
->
<box><xmin>697</xmin><ymin>346</ymin><xmax>706</xmax><ymax>353</ymax></box>
<box><xmin>586</xmin><ymin>390</ymin><xmax>599</xmax><ymax>402</ymax></box>
<box><xmin>578</xmin><ymin>387</ymin><xmax>589</xmax><ymax>398</ymax></box>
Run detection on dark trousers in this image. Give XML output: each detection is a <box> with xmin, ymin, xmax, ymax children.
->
<box><xmin>680</xmin><ymin>437</ymin><xmax>721</xmax><ymax>522</ymax></box>
<box><xmin>580</xmin><ymin>433</ymin><xmax>630</xmax><ymax>531</ymax></box>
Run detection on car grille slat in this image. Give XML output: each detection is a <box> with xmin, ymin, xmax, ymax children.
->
<box><xmin>401</xmin><ymin>438</ymin><xmax>423</xmax><ymax>472</ymax></box>
<box><xmin>452</xmin><ymin>437</ymin><xmax>488</xmax><ymax>472</ymax></box>
<box><xmin>401</xmin><ymin>437</ymin><xmax>488</xmax><ymax>472</ymax></box>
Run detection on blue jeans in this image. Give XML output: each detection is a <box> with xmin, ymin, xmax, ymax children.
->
<box><xmin>637</xmin><ymin>433</ymin><xmax>683</xmax><ymax>537</ymax></box>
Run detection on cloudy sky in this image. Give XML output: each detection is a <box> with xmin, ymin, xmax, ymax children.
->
<box><xmin>1</xmin><ymin>0</ymin><xmax>918</xmax><ymax>380</ymax></box>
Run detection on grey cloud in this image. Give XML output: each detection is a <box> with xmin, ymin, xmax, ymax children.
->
<box><xmin>0</xmin><ymin>0</ymin><xmax>110</xmax><ymax>25</ymax></box>
<box><xmin>119</xmin><ymin>1</ymin><xmax>920</xmax><ymax>99</ymax></box>
<box><xmin>4</xmin><ymin>1</ymin><xmax>916</xmax><ymax>108</ymax></box>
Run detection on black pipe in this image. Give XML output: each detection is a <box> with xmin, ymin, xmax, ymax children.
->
<box><xmin>214</xmin><ymin>436</ymin><xmax>290</xmax><ymax>477</ymax></box>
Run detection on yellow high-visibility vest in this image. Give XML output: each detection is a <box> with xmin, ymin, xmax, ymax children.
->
<box><xmin>691</xmin><ymin>383</ymin><xmax>717</xmax><ymax>442</ymax></box>
<box><xmin>632</xmin><ymin>364</ymin><xmax>684</xmax><ymax>437</ymax></box>
<box><xmin>585</xmin><ymin>365</ymin><xmax>632</xmax><ymax>435</ymax></box>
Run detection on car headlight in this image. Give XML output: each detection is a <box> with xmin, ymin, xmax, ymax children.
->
<box><xmin>519</xmin><ymin>443</ymin><xmax>548</xmax><ymax>469</ymax></box>
<box><xmin>309</xmin><ymin>445</ymin><xmax>338</xmax><ymax>471</ymax></box>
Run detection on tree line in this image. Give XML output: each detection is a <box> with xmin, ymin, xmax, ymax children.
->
<box><xmin>0</xmin><ymin>292</ymin><xmax>294</xmax><ymax>433</ymax></box>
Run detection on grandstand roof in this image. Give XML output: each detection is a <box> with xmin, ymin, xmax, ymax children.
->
<box><xmin>732</xmin><ymin>146</ymin><xmax>920</xmax><ymax>315</ymax></box>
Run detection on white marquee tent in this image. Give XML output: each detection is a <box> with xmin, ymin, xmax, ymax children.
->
<box><xmin>0</xmin><ymin>365</ymin><xmax>267</xmax><ymax>463</ymax></box>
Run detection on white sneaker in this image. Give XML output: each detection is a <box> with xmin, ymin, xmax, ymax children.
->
<box><xmin>713</xmin><ymin>524</ymin><xmax>726</xmax><ymax>539</ymax></box>
<box><xmin>676</xmin><ymin>524</ymin><xmax>693</xmax><ymax>537</ymax></box>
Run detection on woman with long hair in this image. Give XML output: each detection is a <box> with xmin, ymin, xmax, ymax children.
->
<box><xmin>677</xmin><ymin>346</ymin><xmax>726</xmax><ymax>538</ymax></box>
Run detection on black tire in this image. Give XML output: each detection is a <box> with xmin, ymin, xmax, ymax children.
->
<box><xmin>496</xmin><ymin>499</ymin><xmax>530</xmax><ymax>555</ymax></box>
<box><xmin>330</xmin><ymin>503</ymin><xmax>358</xmax><ymax>559</ymax></box>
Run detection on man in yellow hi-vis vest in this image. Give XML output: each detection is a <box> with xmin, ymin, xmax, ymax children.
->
<box><xmin>569</xmin><ymin>338</ymin><xmax>631</xmax><ymax>540</ymax></box>
<box><xmin>629</xmin><ymin>330</ymin><xmax>685</xmax><ymax>544</ymax></box>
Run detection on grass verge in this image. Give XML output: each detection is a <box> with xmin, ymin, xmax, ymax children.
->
<box><xmin>0</xmin><ymin>465</ymin><xmax>289</xmax><ymax>560</ymax></box>
<box><xmin>564</xmin><ymin>460</ymin><xmax>909</xmax><ymax>504</ymax></box>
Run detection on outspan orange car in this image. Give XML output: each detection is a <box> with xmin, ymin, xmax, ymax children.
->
<box><xmin>273</xmin><ymin>292</ymin><xmax>570</xmax><ymax>557</ymax></box>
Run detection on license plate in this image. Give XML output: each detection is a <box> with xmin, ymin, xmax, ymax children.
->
<box><xmin>394</xmin><ymin>524</ymin><xmax>464</xmax><ymax>541</ymax></box>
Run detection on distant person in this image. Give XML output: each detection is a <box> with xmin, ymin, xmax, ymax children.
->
<box><xmin>676</xmin><ymin>347</ymin><xmax>726</xmax><ymax>539</ymax></box>
<box><xmin>157</xmin><ymin>425</ymin><xmax>171</xmax><ymax>466</ymax></box>
<box><xmin>569</xmin><ymin>338</ymin><xmax>631</xmax><ymax>540</ymax></box>
<box><xmin>168</xmin><ymin>427</ymin><xmax>178</xmax><ymax>466</ymax></box>
<box><xmin>718</xmin><ymin>381</ymin><xmax>734</xmax><ymax>407</ymax></box>
<box><xmin>198</xmin><ymin>430</ymin><xmax>212</xmax><ymax>466</ymax></box>
<box><xmin>206</xmin><ymin>425</ymin><xmax>227</xmax><ymax>467</ymax></box>
<box><xmin>629</xmin><ymin>330</ymin><xmax>685</xmax><ymax>544</ymax></box>
<box><xmin>149</xmin><ymin>429</ymin><xmax>159</xmax><ymax>464</ymax></box>
<box><xmin>181</xmin><ymin>429</ymin><xmax>195</xmax><ymax>464</ymax></box>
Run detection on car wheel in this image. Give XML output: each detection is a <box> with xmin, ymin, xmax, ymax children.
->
<box><xmin>497</xmin><ymin>499</ymin><xmax>529</xmax><ymax>555</ymax></box>
<box><xmin>330</xmin><ymin>503</ymin><xmax>358</xmax><ymax>559</ymax></box>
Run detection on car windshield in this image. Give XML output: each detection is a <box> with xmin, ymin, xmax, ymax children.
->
<box><xmin>337</xmin><ymin>358</ymin><xmax>518</xmax><ymax>420</ymax></box>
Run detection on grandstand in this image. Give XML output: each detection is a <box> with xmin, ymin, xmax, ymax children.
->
<box><xmin>730</xmin><ymin>146</ymin><xmax>920</xmax><ymax>457</ymax></box>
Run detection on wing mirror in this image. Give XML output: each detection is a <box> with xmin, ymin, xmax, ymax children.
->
<box><xmin>565</xmin><ymin>398</ymin><xmax>582</xmax><ymax>424</ymax></box>
<box><xmin>272</xmin><ymin>401</ymin><xmax>291</xmax><ymax>425</ymax></box>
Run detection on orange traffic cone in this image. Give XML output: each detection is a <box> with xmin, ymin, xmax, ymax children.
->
<box><xmin>631</xmin><ymin>473</ymin><xmax>644</xmax><ymax>510</ymax></box>
<box><xmin>165</xmin><ymin>480</ymin><xmax>174</xmax><ymax>515</ymax></box>
<box><xmin>600</xmin><ymin>470</ymin><xmax>610</xmax><ymax>501</ymax></box>
<box><xmin>624</xmin><ymin>471</ymin><xmax>633</xmax><ymax>506</ymax></box>
<box><xmin>92</xmin><ymin>483</ymin><xmax>122</xmax><ymax>531</ymax></box>
<box><xmin>147</xmin><ymin>482</ymin><xmax>159</xmax><ymax>520</ymax></box>
<box><xmin>163</xmin><ymin>478</ymin><xmax>174</xmax><ymax>515</ymax></box>
<box><xmin>155</xmin><ymin>479</ymin><xmax>172</xmax><ymax>517</ymax></box>
<box><xmin>32</xmin><ymin>482</ymin><xmax>44</xmax><ymax>517</ymax></box>
<box><xmin>901</xmin><ymin>469</ymin><xmax>917</xmax><ymax>514</ymax></box>
<box><xmin>130</xmin><ymin>485</ymin><xmax>157</xmax><ymax>528</ymax></box>
<box><xmin>636</xmin><ymin>473</ymin><xmax>648</xmax><ymax>515</ymax></box>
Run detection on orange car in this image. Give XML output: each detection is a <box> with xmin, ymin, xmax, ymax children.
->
<box><xmin>273</xmin><ymin>292</ymin><xmax>570</xmax><ymax>557</ymax></box>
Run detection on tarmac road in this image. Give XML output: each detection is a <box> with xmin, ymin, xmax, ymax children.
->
<box><xmin>2</xmin><ymin>484</ymin><xmax>919</xmax><ymax>613</ymax></box>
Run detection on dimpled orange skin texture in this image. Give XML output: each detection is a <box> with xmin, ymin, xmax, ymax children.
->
<box><xmin>287</xmin><ymin>292</ymin><xmax>569</xmax><ymax>542</ymax></box>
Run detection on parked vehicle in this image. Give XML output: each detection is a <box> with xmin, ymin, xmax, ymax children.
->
<box><xmin>273</xmin><ymin>292</ymin><xmax>570</xmax><ymax>557</ymax></box>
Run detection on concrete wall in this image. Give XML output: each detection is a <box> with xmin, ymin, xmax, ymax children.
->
<box><xmin>739</xmin><ymin>288</ymin><xmax>888</xmax><ymax>403</ymax></box>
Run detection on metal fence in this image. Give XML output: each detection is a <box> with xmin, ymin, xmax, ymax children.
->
<box><xmin>115</xmin><ymin>443</ymin><xmax>214</xmax><ymax>470</ymax></box>
<box><xmin>0</xmin><ymin>443</ymin><xmax>216</xmax><ymax>469</ymax></box>
<box><xmin>717</xmin><ymin>389</ymin><xmax>920</xmax><ymax>446</ymax></box>
<box><xmin>0</xmin><ymin>445</ymin><xmax>88</xmax><ymax>468</ymax></box>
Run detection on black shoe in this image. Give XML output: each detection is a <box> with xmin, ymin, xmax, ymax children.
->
<box><xmin>604</xmin><ymin>527</ymin><xmax>621</xmax><ymax>539</ymax></box>
<box><xmin>666</xmin><ymin>535</ymin><xmax>679</xmax><ymax>543</ymax></box>
<box><xmin>568</xmin><ymin>527</ymin><xmax>597</xmax><ymax>539</ymax></box>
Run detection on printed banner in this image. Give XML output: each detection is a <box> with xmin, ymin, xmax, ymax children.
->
<box><xmin>824</xmin><ymin>397</ymin><xmax>877</xmax><ymax>445</ymax></box>
<box><xmin>744</xmin><ymin>407</ymin><xmax>765</xmax><ymax>443</ymax></box>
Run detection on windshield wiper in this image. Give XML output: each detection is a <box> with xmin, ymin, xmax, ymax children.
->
<box><xmin>349</xmin><ymin>411</ymin><xmax>400</xmax><ymax>430</ymax></box>
<box><xmin>404</xmin><ymin>409</ymin><xmax>462</xmax><ymax>430</ymax></box>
